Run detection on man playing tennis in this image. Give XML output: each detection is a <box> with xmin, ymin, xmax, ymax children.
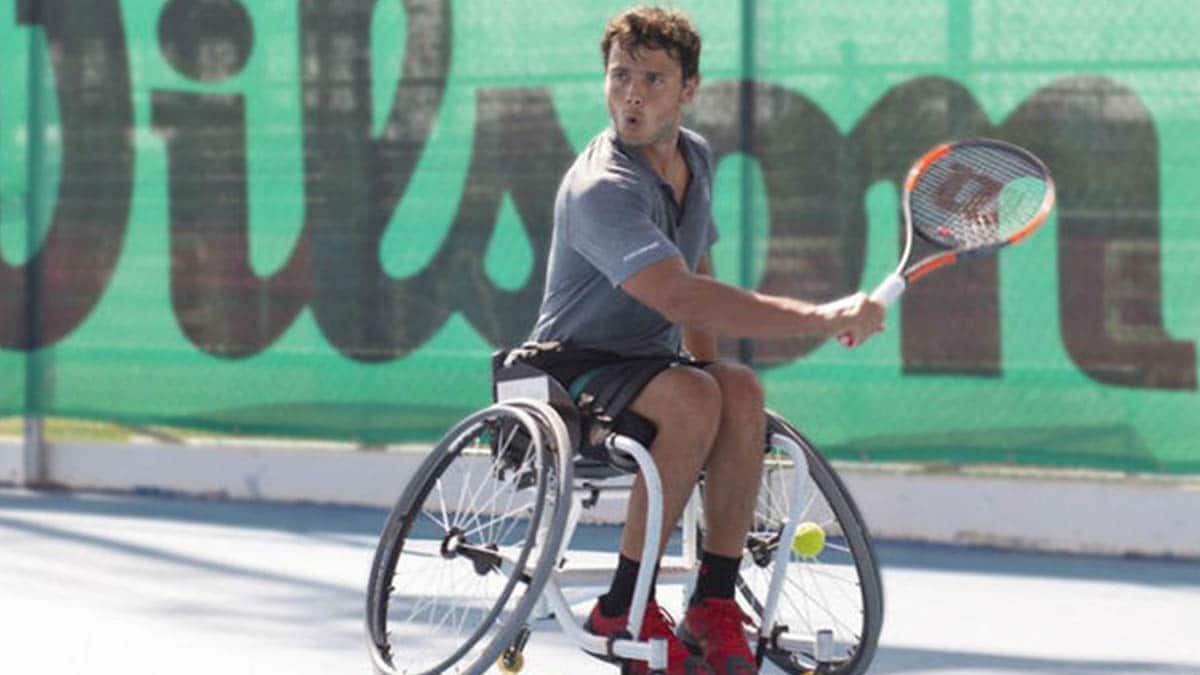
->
<box><xmin>524</xmin><ymin>7</ymin><xmax>884</xmax><ymax>674</ymax></box>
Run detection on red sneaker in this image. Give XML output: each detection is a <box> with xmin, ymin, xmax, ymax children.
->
<box><xmin>678</xmin><ymin>598</ymin><xmax>757</xmax><ymax>674</ymax></box>
<box><xmin>585</xmin><ymin>599</ymin><xmax>714</xmax><ymax>674</ymax></box>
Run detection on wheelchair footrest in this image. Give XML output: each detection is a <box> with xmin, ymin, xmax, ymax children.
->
<box><xmin>580</xmin><ymin>635</ymin><xmax>669</xmax><ymax>672</ymax></box>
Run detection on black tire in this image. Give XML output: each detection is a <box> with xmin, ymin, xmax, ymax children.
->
<box><xmin>366</xmin><ymin>400</ymin><xmax>573</xmax><ymax>675</ymax></box>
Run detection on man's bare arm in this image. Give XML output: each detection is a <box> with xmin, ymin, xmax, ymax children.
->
<box><xmin>621</xmin><ymin>256</ymin><xmax>884</xmax><ymax>345</ymax></box>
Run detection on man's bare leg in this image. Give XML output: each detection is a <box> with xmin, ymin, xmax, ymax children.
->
<box><xmin>674</xmin><ymin>361</ymin><xmax>765</xmax><ymax>674</ymax></box>
<box><xmin>587</xmin><ymin>365</ymin><xmax>720</xmax><ymax>674</ymax></box>
<box><xmin>619</xmin><ymin>365</ymin><xmax>722</xmax><ymax>560</ymax></box>
<box><xmin>699</xmin><ymin>361</ymin><xmax>766</xmax><ymax>557</ymax></box>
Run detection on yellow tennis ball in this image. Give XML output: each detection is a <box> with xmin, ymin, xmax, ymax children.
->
<box><xmin>791</xmin><ymin>522</ymin><xmax>826</xmax><ymax>558</ymax></box>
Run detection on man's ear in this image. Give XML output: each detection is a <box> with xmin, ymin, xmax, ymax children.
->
<box><xmin>681</xmin><ymin>74</ymin><xmax>700</xmax><ymax>104</ymax></box>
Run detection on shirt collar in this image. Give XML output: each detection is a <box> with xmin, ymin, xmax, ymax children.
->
<box><xmin>605</xmin><ymin>126</ymin><xmax>696</xmax><ymax>190</ymax></box>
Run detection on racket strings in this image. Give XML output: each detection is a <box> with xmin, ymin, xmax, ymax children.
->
<box><xmin>910</xmin><ymin>145</ymin><xmax>1047</xmax><ymax>250</ymax></box>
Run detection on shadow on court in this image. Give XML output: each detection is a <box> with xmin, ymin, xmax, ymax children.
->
<box><xmin>876</xmin><ymin>540</ymin><xmax>1200</xmax><ymax>588</ymax></box>
<box><xmin>0</xmin><ymin>487</ymin><xmax>389</xmax><ymax>536</ymax></box>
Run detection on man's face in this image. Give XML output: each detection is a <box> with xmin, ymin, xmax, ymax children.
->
<box><xmin>604</xmin><ymin>43</ymin><xmax>698</xmax><ymax>148</ymax></box>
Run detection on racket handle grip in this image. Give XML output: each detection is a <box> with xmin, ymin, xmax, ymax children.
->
<box><xmin>837</xmin><ymin>274</ymin><xmax>907</xmax><ymax>348</ymax></box>
<box><xmin>869</xmin><ymin>273</ymin><xmax>907</xmax><ymax>308</ymax></box>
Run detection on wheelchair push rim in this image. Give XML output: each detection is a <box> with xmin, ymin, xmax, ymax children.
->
<box><xmin>365</xmin><ymin>401</ymin><xmax>573</xmax><ymax>675</ymax></box>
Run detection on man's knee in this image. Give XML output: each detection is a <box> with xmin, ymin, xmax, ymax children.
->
<box><xmin>707</xmin><ymin>362</ymin><xmax>765</xmax><ymax>419</ymax></box>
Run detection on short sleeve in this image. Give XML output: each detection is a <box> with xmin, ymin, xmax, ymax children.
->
<box><xmin>689</xmin><ymin>132</ymin><xmax>720</xmax><ymax>254</ymax></box>
<box><xmin>564</xmin><ymin>174</ymin><xmax>682</xmax><ymax>286</ymax></box>
<box><xmin>703</xmin><ymin>216</ymin><xmax>719</xmax><ymax>252</ymax></box>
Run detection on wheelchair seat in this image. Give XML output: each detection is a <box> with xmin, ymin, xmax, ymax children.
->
<box><xmin>491</xmin><ymin>348</ymin><xmax>655</xmax><ymax>479</ymax></box>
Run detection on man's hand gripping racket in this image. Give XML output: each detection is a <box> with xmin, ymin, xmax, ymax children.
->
<box><xmin>839</xmin><ymin>138</ymin><xmax>1057</xmax><ymax>347</ymax></box>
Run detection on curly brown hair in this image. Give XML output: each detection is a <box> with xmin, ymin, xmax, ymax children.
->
<box><xmin>600</xmin><ymin>6</ymin><xmax>702</xmax><ymax>81</ymax></box>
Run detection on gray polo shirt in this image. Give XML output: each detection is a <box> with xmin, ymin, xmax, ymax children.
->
<box><xmin>528</xmin><ymin>126</ymin><xmax>719</xmax><ymax>356</ymax></box>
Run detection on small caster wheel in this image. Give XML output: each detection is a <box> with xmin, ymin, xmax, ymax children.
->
<box><xmin>497</xmin><ymin>651</ymin><xmax>524</xmax><ymax>673</ymax></box>
<box><xmin>497</xmin><ymin>623</ymin><xmax>531</xmax><ymax>673</ymax></box>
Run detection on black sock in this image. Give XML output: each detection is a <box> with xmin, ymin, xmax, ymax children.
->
<box><xmin>599</xmin><ymin>554</ymin><xmax>659</xmax><ymax>618</ymax></box>
<box><xmin>690</xmin><ymin>550</ymin><xmax>740</xmax><ymax>605</ymax></box>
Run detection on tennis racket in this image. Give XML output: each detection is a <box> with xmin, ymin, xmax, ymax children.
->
<box><xmin>840</xmin><ymin>138</ymin><xmax>1056</xmax><ymax>347</ymax></box>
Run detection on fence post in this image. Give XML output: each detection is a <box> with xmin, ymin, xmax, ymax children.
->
<box><xmin>736</xmin><ymin>0</ymin><xmax>757</xmax><ymax>366</ymax></box>
<box><xmin>22</xmin><ymin>12</ymin><xmax>48</xmax><ymax>487</ymax></box>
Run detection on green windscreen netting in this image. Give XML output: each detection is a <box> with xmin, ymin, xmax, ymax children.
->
<box><xmin>1</xmin><ymin>1</ymin><xmax>1197</xmax><ymax>472</ymax></box>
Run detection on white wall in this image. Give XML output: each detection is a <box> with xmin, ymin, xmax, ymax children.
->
<box><xmin>2</xmin><ymin>438</ymin><xmax>1198</xmax><ymax>559</ymax></box>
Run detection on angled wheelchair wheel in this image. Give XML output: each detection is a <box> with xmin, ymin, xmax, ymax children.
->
<box><xmin>736</xmin><ymin>411</ymin><xmax>883</xmax><ymax>675</ymax></box>
<box><xmin>366</xmin><ymin>400</ymin><xmax>573</xmax><ymax>675</ymax></box>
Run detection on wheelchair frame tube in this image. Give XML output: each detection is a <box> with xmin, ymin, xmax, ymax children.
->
<box><xmin>757</xmin><ymin>431</ymin><xmax>812</xmax><ymax>636</ymax></box>
<box><xmin>606</xmin><ymin>434</ymin><xmax>664</xmax><ymax>654</ymax></box>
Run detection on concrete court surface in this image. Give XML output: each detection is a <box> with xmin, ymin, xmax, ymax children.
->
<box><xmin>1</xmin><ymin>488</ymin><xmax>1198</xmax><ymax>675</ymax></box>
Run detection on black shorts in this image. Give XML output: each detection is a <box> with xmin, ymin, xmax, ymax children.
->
<box><xmin>497</xmin><ymin>342</ymin><xmax>709</xmax><ymax>472</ymax></box>
<box><xmin>518</xmin><ymin>343</ymin><xmax>707</xmax><ymax>421</ymax></box>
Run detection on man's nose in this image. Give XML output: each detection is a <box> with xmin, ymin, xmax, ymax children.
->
<box><xmin>624</xmin><ymin>81</ymin><xmax>643</xmax><ymax>106</ymax></box>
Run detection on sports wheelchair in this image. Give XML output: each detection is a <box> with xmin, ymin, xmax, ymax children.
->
<box><xmin>366</xmin><ymin>351</ymin><xmax>883</xmax><ymax>674</ymax></box>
